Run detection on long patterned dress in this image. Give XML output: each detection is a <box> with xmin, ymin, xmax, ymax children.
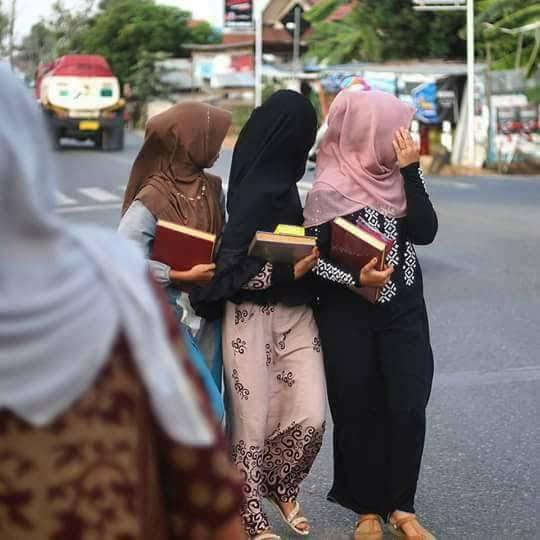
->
<box><xmin>222</xmin><ymin>263</ymin><xmax>326</xmax><ymax>537</ymax></box>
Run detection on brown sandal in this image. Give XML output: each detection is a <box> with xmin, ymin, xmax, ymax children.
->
<box><xmin>388</xmin><ymin>514</ymin><xmax>436</xmax><ymax>540</ymax></box>
<box><xmin>353</xmin><ymin>514</ymin><xmax>383</xmax><ymax>540</ymax></box>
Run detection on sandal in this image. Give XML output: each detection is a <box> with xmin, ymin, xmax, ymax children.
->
<box><xmin>388</xmin><ymin>514</ymin><xmax>436</xmax><ymax>540</ymax></box>
<box><xmin>268</xmin><ymin>497</ymin><xmax>310</xmax><ymax>536</ymax></box>
<box><xmin>252</xmin><ymin>533</ymin><xmax>281</xmax><ymax>540</ymax></box>
<box><xmin>353</xmin><ymin>514</ymin><xmax>384</xmax><ymax>540</ymax></box>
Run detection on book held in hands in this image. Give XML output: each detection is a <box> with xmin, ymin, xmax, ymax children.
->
<box><xmin>330</xmin><ymin>217</ymin><xmax>394</xmax><ymax>303</ymax></box>
<box><xmin>151</xmin><ymin>220</ymin><xmax>216</xmax><ymax>271</ymax></box>
<box><xmin>248</xmin><ymin>226</ymin><xmax>316</xmax><ymax>265</ymax></box>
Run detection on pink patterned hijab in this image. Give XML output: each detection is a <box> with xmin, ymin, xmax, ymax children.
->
<box><xmin>303</xmin><ymin>90</ymin><xmax>416</xmax><ymax>227</ymax></box>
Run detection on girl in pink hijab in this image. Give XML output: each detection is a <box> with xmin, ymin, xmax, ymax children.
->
<box><xmin>304</xmin><ymin>90</ymin><xmax>438</xmax><ymax>540</ymax></box>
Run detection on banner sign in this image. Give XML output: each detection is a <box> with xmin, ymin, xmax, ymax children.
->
<box><xmin>225</xmin><ymin>0</ymin><xmax>253</xmax><ymax>26</ymax></box>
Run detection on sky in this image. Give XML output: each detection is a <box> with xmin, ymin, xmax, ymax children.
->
<box><xmin>12</xmin><ymin>0</ymin><xmax>225</xmax><ymax>41</ymax></box>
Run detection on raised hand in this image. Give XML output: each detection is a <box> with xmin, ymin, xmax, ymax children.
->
<box><xmin>393</xmin><ymin>127</ymin><xmax>420</xmax><ymax>168</ymax></box>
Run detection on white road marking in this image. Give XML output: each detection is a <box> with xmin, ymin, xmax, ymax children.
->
<box><xmin>78</xmin><ymin>187</ymin><xmax>122</xmax><ymax>203</ymax></box>
<box><xmin>56</xmin><ymin>179</ymin><xmax>313</xmax><ymax>215</ymax></box>
<box><xmin>54</xmin><ymin>189</ymin><xmax>77</xmax><ymax>206</ymax></box>
<box><xmin>58</xmin><ymin>202</ymin><xmax>121</xmax><ymax>214</ymax></box>
<box><xmin>55</xmin><ymin>190</ymin><xmax>77</xmax><ymax>206</ymax></box>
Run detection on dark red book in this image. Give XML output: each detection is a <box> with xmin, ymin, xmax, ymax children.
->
<box><xmin>330</xmin><ymin>217</ymin><xmax>394</xmax><ymax>303</ymax></box>
<box><xmin>151</xmin><ymin>220</ymin><xmax>216</xmax><ymax>271</ymax></box>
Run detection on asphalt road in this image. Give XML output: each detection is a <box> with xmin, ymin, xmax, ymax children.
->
<box><xmin>55</xmin><ymin>132</ymin><xmax>540</xmax><ymax>539</ymax></box>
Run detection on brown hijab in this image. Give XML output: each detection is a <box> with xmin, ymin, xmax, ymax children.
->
<box><xmin>122</xmin><ymin>102</ymin><xmax>232</xmax><ymax>235</ymax></box>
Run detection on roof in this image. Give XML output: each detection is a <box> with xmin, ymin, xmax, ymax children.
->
<box><xmin>263</xmin><ymin>26</ymin><xmax>293</xmax><ymax>44</ymax></box>
<box><xmin>184</xmin><ymin>41</ymin><xmax>254</xmax><ymax>52</ymax></box>
<box><xmin>323</xmin><ymin>61</ymin><xmax>484</xmax><ymax>76</ymax></box>
<box><xmin>223</xmin><ymin>32</ymin><xmax>255</xmax><ymax>45</ymax></box>
<box><xmin>327</xmin><ymin>2</ymin><xmax>355</xmax><ymax>21</ymax></box>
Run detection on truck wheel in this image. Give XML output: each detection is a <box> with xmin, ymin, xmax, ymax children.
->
<box><xmin>100</xmin><ymin>126</ymin><xmax>124</xmax><ymax>151</ymax></box>
<box><xmin>53</xmin><ymin>133</ymin><xmax>62</xmax><ymax>151</ymax></box>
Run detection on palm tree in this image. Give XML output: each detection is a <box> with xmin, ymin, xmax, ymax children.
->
<box><xmin>477</xmin><ymin>0</ymin><xmax>540</xmax><ymax>77</ymax></box>
<box><xmin>305</xmin><ymin>1</ymin><xmax>383</xmax><ymax>64</ymax></box>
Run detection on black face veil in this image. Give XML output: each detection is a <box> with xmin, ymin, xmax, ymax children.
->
<box><xmin>190</xmin><ymin>90</ymin><xmax>318</xmax><ymax>318</ymax></box>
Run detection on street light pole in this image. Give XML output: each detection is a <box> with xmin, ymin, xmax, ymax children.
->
<box><xmin>8</xmin><ymin>0</ymin><xmax>17</xmax><ymax>71</ymax></box>
<box><xmin>413</xmin><ymin>0</ymin><xmax>475</xmax><ymax>165</ymax></box>
<box><xmin>254</xmin><ymin>0</ymin><xmax>263</xmax><ymax>107</ymax></box>
<box><xmin>465</xmin><ymin>0</ymin><xmax>475</xmax><ymax>165</ymax></box>
<box><xmin>292</xmin><ymin>5</ymin><xmax>301</xmax><ymax>75</ymax></box>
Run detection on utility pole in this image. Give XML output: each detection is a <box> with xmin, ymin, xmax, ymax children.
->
<box><xmin>292</xmin><ymin>5</ymin><xmax>301</xmax><ymax>75</ymax></box>
<box><xmin>465</xmin><ymin>0</ymin><xmax>475</xmax><ymax>166</ymax></box>
<box><xmin>413</xmin><ymin>0</ymin><xmax>475</xmax><ymax>166</ymax></box>
<box><xmin>254</xmin><ymin>0</ymin><xmax>263</xmax><ymax>107</ymax></box>
<box><xmin>8</xmin><ymin>0</ymin><xmax>16</xmax><ymax>70</ymax></box>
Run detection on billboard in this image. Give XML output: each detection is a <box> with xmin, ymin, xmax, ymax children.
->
<box><xmin>225</xmin><ymin>0</ymin><xmax>253</xmax><ymax>26</ymax></box>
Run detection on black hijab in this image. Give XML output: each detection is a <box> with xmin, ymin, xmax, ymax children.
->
<box><xmin>190</xmin><ymin>90</ymin><xmax>317</xmax><ymax>319</ymax></box>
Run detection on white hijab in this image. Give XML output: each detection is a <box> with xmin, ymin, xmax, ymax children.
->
<box><xmin>0</xmin><ymin>64</ymin><xmax>213</xmax><ymax>446</ymax></box>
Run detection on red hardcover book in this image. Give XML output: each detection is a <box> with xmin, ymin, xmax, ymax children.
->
<box><xmin>330</xmin><ymin>217</ymin><xmax>394</xmax><ymax>303</ymax></box>
<box><xmin>151</xmin><ymin>220</ymin><xmax>216</xmax><ymax>271</ymax></box>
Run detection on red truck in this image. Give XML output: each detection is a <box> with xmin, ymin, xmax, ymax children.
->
<box><xmin>36</xmin><ymin>55</ymin><xmax>125</xmax><ymax>150</ymax></box>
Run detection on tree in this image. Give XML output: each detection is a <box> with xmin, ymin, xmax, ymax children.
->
<box><xmin>128</xmin><ymin>50</ymin><xmax>175</xmax><ymax>126</ymax></box>
<box><xmin>189</xmin><ymin>21</ymin><xmax>222</xmax><ymax>45</ymax></box>
<box><xmin>47</xmin><ymin>0</ymin><xmax>95</xmax><ymax>56</ymax></box>
<box><xmin>0</xmin><ymin>1</ymin><xmax>9</xmax><ymax>55</ymax></box>
<box><xmin>82</xmin><ymin>0</ymin><xmax>194</xmax><ymax>84</ymax></box>
<box><xmin>306</xmin><ymin>0</ymin><xmax>466</xmax><ymax>64</ymax></box>
<box><xmin>18</xmin><ymin>22</ymin><xmax>56</xmax><ymax>75</ymax></box>
<box><xmin>477</xmin><ymin>0</ymin><xmax>540</xmax><ymax>77</ymax></box>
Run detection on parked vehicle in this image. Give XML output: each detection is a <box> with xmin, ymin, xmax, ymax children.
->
<box><xmin>36</xmin><ymin>55</ymin><xmax>125</xmax><ymax>151</ymax></box>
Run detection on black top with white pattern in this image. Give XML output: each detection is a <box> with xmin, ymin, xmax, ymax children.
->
<box><xmin>307</xmin><ymin>163</ymin><xmax>437</xmax><ymax>312</ymax></box>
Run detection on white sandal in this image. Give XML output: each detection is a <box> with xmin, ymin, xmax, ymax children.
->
<box><xmin>252</xmin><ymin>533</ymin><xmax>281</xmax><ymax>540</ymax></box>
<box><xmin>268</xmin><ymin>497</ymin><xmax>310</xmax><ymax>536</ymax></box>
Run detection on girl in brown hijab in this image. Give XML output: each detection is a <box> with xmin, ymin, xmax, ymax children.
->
<box><xmin>119</xmin><ymin>102</ymin><xmax>232</xmax><ymax>421</ymax></box>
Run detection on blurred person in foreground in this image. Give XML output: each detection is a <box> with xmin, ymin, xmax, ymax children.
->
<box><xmin>0</xmin><ymin>64</ymin><xmax>245</xmax><ymax>540</ymax></box>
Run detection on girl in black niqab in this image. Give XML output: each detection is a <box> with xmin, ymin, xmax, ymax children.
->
<box><xmin>192</xmin><ymin>91</ymin><xmax>327</xmax><ymax>539</ymax></box>
<box><xmin>191</xmin><ymin>89</ymin><xmax>319</xmax><ymax>316</ymax></box>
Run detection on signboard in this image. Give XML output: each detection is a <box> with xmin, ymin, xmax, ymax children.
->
<box><xmin>411</xmin><ymin>82</ymin><xmax>439</xmax><ymax>124</ymax></box>
<box><xmin>225</xmin><ymin>0</ymin><xmax>253</xmax><ymax>26</ymax></box>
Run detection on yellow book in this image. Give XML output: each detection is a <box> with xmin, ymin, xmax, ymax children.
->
<box><xmin>274</xmin><ymin>224</ymin><xmax>305</xmax><ymax>237</ymax></box>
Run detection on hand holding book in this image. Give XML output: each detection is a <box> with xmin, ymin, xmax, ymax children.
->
<box><xmin>294</xmin><ymin>247</ymin><xmax>320</xmax><ymax>280</ymax></box>
<box><xmin>359</xmin><ymin>257</ymin><xmax>394</xmax><ymax>288</ymax></box>
<box><xmin>170</xmin><ymin>263</ymin><xmax>216</xmax><ymax>284</ymax></box>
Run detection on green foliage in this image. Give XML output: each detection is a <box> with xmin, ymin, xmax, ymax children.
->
<box><xmin>306</xmin><ymin>0</ymin><xmax>466</xmax><ymax>64</ymax></box>
<box><xmin>18</xmin><ymin>22</ymin><xmax>56</xmax><ymax>75</ymax></box>
<box><xmin>477</xmin><ymin>0</ymin><xmax>539</xmax><ymax>77</ymax></box>
<box><xmin>230</xmin><ymin>104</ymin><xmax>252</xmax><ymax>134</ymax></box>
<box><xmin>82</xmin><ymin>0</ymin><xmax>193</xmax><ymax>84</ymax></box>
<box><xmin>189</xmin><ymin>21</ymin><xmax>222</xmax><ymax>45</ymax></box>
<box><xmin>17</xmin><ymin>0</ymin><xmax>95</xmax><ymax>76</ymax></box>
<box><xmin>304</xmin><ymin>0</ymin><xmax>346</xmax><ymax>24</ymax></box>
<box><xmin>49</xmin><ymin>0</ymin><xmax>94</xmax><ymax>56</ymax></box>
<box><xmin>128</xmin><ymin>50</ymin><xmax>175</xmax><ymax>127</ymax></box>
<box><xmin>0</xmin><ymin>1</ymin><xmax>8</xmax><ymax>54</ymax></box>
<box><xmin>18</xmin><ymin>0</ymin><xmax>221</xmax><ymax>91</ymax></box>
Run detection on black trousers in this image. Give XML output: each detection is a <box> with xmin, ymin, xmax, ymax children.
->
<box><xmin>315</xmin><ymin>289</ymin><xmax>434</xmax><ymax>519</ymax></box>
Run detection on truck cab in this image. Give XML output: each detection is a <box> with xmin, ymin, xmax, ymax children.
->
<box><xmin>37</xmin><ymin>55</ymin><xmax>125</xmax><ymax>151</ymax></box>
